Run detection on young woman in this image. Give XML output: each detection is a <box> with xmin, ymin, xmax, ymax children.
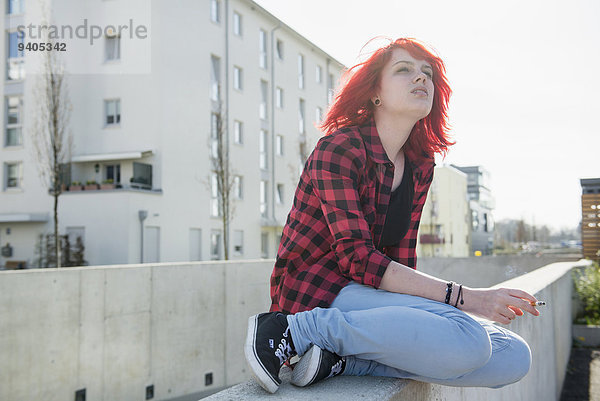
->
<box><xmin>244</xmin><ymin>38</ymin><xmax>540</xmax><ymax>394</ymax></box>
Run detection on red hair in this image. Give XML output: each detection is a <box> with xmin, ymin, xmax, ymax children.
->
<box><xmin>319</xmin><ymin>37</ymin><xmax>454</xmax><ymax>161</ymax></box>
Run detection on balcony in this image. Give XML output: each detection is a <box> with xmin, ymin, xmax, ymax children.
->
<box><xmin>61</xmin><ymin>150</ymin><xmax>158</xmax><ymax>193</ymax></box>
<box><xmin>420</xmin><ymin>234</ymin><xmax>445</xmax><ymax>244</ymax></box>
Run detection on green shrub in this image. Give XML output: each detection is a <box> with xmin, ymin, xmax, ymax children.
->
<box><xmin>573</xmin><ymin>262</ymin><xmax>600</xmax><ymax>325</ymax></box>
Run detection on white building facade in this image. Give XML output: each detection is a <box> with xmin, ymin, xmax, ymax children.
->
<box><xmin>0</xmin><ymin>0</ymin><xmax>344</xmax><ymax>267</ymax></box>
<box><xmin>417</xmin><ymin>164</ymin><xmax>471</xmax><ymax>258</ymax></box>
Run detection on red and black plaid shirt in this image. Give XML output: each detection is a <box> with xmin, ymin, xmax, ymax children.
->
<box><xmin>270</xmin><ymin>118</ymin><xmax>436</xmax><ymax>314</ymax></box>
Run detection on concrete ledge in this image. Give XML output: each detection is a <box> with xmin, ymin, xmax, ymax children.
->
<box><xmin>204</xmin><ymin>259</ymin><xmax>592</xmax><ymax>401</ymax></box>
<box><xmin>204</xmin><ymin>366</ymin><xmax>409</xmax><ymax>400</ymax></box>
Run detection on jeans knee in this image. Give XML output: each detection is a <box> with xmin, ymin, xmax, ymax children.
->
<box><xmin>495</xmin><ymin>335</ymin><xmax>532</xmax><ymax>387</ymax></box>
<box><xmin>459</xmin><ymin>339</ymin><xmax>492</xmax><ymax>377</ymax></box>
<box><xmin>445</xmin><ymin>323</ymin><xmax>492</xmax><ymax>378</ymax></box>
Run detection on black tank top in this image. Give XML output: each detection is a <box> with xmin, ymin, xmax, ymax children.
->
<box><xmin>380</xmin><ymin>160</ymin><xmax>414</xmax><ymax>247</ymax></box>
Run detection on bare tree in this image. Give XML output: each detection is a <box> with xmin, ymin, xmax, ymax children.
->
<box><xmin>208</xmin><ymin>109</ymin><xmax>236</xmax><ymax>260</ymax></box>
<box><xmin>29</xmin><ymin>24</ymin><xmax>73</xmax><ymax>268</ymax></box>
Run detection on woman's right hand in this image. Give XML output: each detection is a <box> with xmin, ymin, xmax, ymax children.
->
<box><xmin>459</xmin><ymin>287</ymin><xmax>541</xmax><ymax>324</ymax></box>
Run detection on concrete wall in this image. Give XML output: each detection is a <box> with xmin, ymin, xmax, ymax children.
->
<box><xmin>417</xmin><ymin>254</ymin><xmax>580</xmax><ymax>288</ymax></box>
<box><xmin>0</xmin><ymin>255</ymin><xmax>584</xmax><ymax>401</ymax></box>
<box><xmin>0</xmin><ymin>260</ymin><xmax>273</xmax><ymax>401</ymax></box>
<box><xmin>205</xmin><ymin>259</ymin><xmax>591</xmax><ymax>401</ymax></box>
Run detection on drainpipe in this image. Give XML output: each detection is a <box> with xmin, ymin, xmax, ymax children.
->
<box><xmin>326</xmin><ymin>58</ymin><xmax>330</xmax><ymax>104</ymax></box>
<box><xmin>138</xmin><ymin>210</ymin><xmax>148</xmax><ymax>263</ymax></box>
<box><xmin>270</xmin><ymin>23</ymin><xmax>281</xmax><ymax>227</ymax></box>
<box><xmin>224</xmin><ymin>0</ymin><xmax>230</xmax><ymax>258</ymax></box>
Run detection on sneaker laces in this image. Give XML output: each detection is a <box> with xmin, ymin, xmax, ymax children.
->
<box><xmin>274</xmin><ymin>326</ymin><xmax>294</xmax><ymax>365</ymax></box>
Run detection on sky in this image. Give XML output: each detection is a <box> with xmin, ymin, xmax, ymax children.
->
<box><xmin>253</xmin><ymin>0</ymin><xmax>599</xmax><ymax>232</ymax></box>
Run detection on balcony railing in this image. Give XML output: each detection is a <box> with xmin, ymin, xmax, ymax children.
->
<box><xmin>420</xmin><ymin>234</ymin><xmax>445</xmax><ymax>244</ymax></box>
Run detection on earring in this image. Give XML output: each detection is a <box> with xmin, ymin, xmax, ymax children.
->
<box><xmin>374</xmin><ymin>98</ymin><xmax>381</xmax><ymax>106</ymax></box>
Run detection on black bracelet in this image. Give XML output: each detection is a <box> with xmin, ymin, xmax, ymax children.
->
<box><xmin>445</xmin><ymin>281</ymin><xmax>454</xmax><ymax>304</ymax></box>
<box><xmin>454</xmin><ymin>284</ymin><xmax>464</xmax><ymax>307</ymax></box>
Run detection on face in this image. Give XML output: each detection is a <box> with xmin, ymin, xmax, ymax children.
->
<box><xmin>373</xmin><ymin>48</ymin><xmax>435</xmax><ymax>120</ymax></box>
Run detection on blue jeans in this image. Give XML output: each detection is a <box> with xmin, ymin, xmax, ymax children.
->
<box><xmin>287</xmin><ymin>281</ymin><xmax>531</xmax><ymax>388</ymax></box>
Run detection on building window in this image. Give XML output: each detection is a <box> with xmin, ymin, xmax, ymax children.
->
<box><xmin>8</xmin><ymin>0</ymin><xmax>24</xmax><ymax>14</ymax></box>
<box><xmin>211</xmin><ymin>173</ymin><xmax>221</xmax><ymax>217</ymax></box>
<box><xmin>210</xmin><ymin>0</ymin><xmax>221</xmax><ymax>23</ymax></box>
<box><xmin>298</xmin><ymin>98</ymin><xmax>305</xmax><ymax>134</ymax></box>
<box><xmin>298</xmin><ymin>54</ymin><xmax>305</xmax><ymax>89</ymax></box>
<box><xmin>210</xmin><ymin>112</ymin><xmax>219</xmax><ymax>158</ymax></box>
<box><xmin>105</xmin><ymin>99</ymin><xmax>121</xmax><ymax>126</ymax></box>
<box><xmin>275</xmin><ymin>87</ymin><xmax>283</xmax><ymax>109</ymax></box>
<box><xmin>233</xmin><ymin>175</ymin><xmax>243</xmax><ymax>199</ymax></box>
<box><xmin>259</xmin><ymin>129</ymin><xmax>268</xmax><ymax>170</ymax></box>
<box><xmin>276</xmin><ymin>135</ymin><xmax>284</xmax><ymax>156</ymax></box>
<box><xmin>328</xmin><ymin>73</ymin><xmax>335</xmax><ymax>104</ymax></box>
<box><xmin>233</xmin><ymin>230</ymin><xmax>244</xmax><ymax>255</ymax></box>
<box><xmin>5</xmin><ymin>96</ymin><xmax>23</xmax><ymax>147</ymax></box>
<box><xmin>259</xmin><ymin>80</ymin><xmax>268</xmax><ymax>120</ymax></box>
<box><xmin>4</xmin><ymin>162</ymin><xmax>22</xmax><ymax>189</ymax></box>
<box><xmin>132</xmin><ymin>162</ymin><xmax>152</xmax><ymax>188</ymax></box>
<box><xmin>261</xmin><ymin>232</ymin><xmax>269</xmax><ymax>258</ymax></box>
<box><xmin>276</xmin><ymin>183</ymin><xmax>284</xmax><ymax>204</ymax></box>
<box><xmin>104</xmin><ymin>164</ymin><xmax>121</xmax><ymax>184</ymax></box>
<box><xmin>189</xmin><ymin>228</ymin><xmax>202</xmax><ymax>261</ymax></box>
<box><xmin>472</xmin><ymin>210</ymin><xmax>479</xmax><ymax>231</ymax></box>
<box><xmin>233</xmin><ymin>120</ymin><xmax>243</xmax><ymax>144</ymax></box>
<box><xmin>233</xmin><ymin>66</ymin><xmax>243</xmax><ymax>90</ymax></box>
<box><xmin>7</xmin><ymin>31</ymin><xmax>25</xmax><ymax>80</ymax></box>
<box><xmin>210</xmin><ymin>55</ymin><xmax>221</xmax><ymax>102</ymax></box>
<box><xmin>259</xmin><ymin>29</ymin><xmax>267</xmax><ymax>69</ymax></box>
<box><xmin>260</xmin><ymin>180</ymin><xmax>268</xmax><ymax>217</ymax></box>
<box><xmin>315</xmin><ymin>106</ymin><xmax>322</xmax><ymax>124</ymax></box>
<box><xmin>276</xmin><ymin>39</ymin><xmax>284</xmax><ymax>60</ymax></box>
<box><xmin>105</xmin><ymin>33</ymin><xmax>120</xmax><ymax>61</ymax></box>
<box><xmin>58</xmin><ymin>163</ymin><xmax>71</xmax><ymax>188</ymax></box>
<box><xmin>210</xmin><ymin>230</ymin><xmax>222</xmax><ymax>260</ymax></box>
<box><xmin>316</xmin><ymin>65</ymin><xmax>322</xmax><ymax>84</ymax></box>
<box><xmin>233</xmin><ymin>11</ymin><xmax>242</xmax><ymax>36</ymax></box>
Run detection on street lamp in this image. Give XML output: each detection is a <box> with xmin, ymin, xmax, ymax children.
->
<box><xmin>138</xmin><ymin>210</ymin><xmax>148</xmax><ymax>263</ymax></box>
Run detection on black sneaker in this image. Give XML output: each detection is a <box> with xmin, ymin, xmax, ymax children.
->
<box><xmin>291</xmin><ymin>344</ymin><xmax>346</xmax><ymax>387</ymax></box>
<box><xmin>244</xmin><ymin>312</ymin><xmax>297</xmax><ymax>393</ymax></box>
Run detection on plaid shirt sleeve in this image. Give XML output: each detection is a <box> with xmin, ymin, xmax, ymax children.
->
<box><xmin>308</xmin><ymin>135</ymin><xmax>393</xmax><ymax>288</ymax></box>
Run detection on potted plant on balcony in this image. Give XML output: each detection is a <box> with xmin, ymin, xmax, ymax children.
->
<box><xmin>69</xmin><ymin>181</ymin><xmax>83</xmax><ymax>191</ymax></box>
<box><xmin>84</xmin><ymin>180</ymin><xmax>99</xmax><ymax>190</ymax></box>
<box><xmin>100</xmin><ymin>179</ymin><xmax>115</xmax><ymax>190</ymax></box>
<box><xmin>572</xmin><ymin>261</ymin><xmax>600</xmax><ymax>347</ymax></box>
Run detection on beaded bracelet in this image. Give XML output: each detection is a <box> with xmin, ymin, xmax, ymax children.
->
<box><xmin>445</xmin><ymin>281</ymin><xmax>454</xmax><ymax>304</ymax></box>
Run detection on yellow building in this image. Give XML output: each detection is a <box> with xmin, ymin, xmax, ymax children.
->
<box><xmin>418</xmin><ymin>165</ymin><xmax>470</xmax><ymax>258</ymax></box>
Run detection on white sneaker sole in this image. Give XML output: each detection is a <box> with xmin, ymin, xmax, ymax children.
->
<box><xmin>291</xmin><ymin>344</ymin><xmax>323</xmax><ymax>387</ymax></box>
<box><xmin>244</xmin><ymin>314</ymin><xmax>280</xmax><ymax>393</ymax></box>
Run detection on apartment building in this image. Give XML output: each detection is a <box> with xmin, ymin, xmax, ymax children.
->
<box><xmin>417</xmin><ymin>164</ymin><xmax>470</xmax><ymax>258</ymax></box>
<box><xmin>451</xmin><ymin>164</ymin><xmax>495</xmax><ymax>256</ymax></box>
<box><xmin>581</xmin><ymin>178</ymin><xmax>600</xmax><ymax>261</ymax></box>
<box><xmin>0</xmin><ymin>0</ymin><xmax>344</xmax><ymax>267</ymax></box>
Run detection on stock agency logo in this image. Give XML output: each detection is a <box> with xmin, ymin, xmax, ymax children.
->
<box><xmin>16</xmin><ymin>18</ymin><xmax>148</xmax><ymax>45</ymax></box>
